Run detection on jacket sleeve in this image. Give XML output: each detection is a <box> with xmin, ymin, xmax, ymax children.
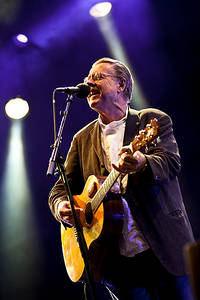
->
<box><xmin>130</xmin><ymin>109</ymin><xmax>181</xmax><ymax>185</ymax></box>
<box><xmin>48</xmin><ymin>135</ymin><xmax>84</xmax><ymax>220</ymax></box>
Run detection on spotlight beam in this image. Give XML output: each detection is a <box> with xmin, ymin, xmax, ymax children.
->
<box><xmin>94</xmin><ymin>14</ymin><xmax>148</xmax><ymax>109</ymax></box>
<box><xmin>0</xmin><ymin>121</ymin><xmax>41</xmax><ymax>299</ymax></box>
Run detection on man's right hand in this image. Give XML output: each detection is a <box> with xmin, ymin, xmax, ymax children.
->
<box><xmin>57</xmin><ymin>198</ymin><xmax>83</xmax><ymax>227</ymax></box>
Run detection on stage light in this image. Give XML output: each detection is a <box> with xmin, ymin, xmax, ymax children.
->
<box><xmin>89</xmin><ymin>2</ymin><xmax>112</xmax><ymax>18</ymax></box>
<box><xmin>16</xmin><ymin>33</ymin><xmax>28</xmax><ymax>44</ymax></box>
<box><xmin>13</xmin><ymin>34</ymin><xmax>29</xmax><ymax>47</ymax></box>
<box><xmin>5</xmin><ymin>97</ymin><xmax>29</xmax><ymax>120</ymax></box>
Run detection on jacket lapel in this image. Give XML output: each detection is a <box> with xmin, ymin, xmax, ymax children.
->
<box><xmin>123</xmin><ymin>108</ymin><xmax>139</xmax><ymax>146</ymax></box>
<box><xmin>89</xmin><ymin>120</ymin><xmax>105</xmax><ymax>166</ymax></box>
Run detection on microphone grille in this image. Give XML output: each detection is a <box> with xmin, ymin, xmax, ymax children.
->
<box><xmin>76</xmin><ymin>83</ymin><xmax>90</xmax><ymax>98</ymax></box>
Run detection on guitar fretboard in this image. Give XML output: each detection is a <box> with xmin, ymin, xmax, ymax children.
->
<box><xmin>90</xmin><ymin>118</ymin><xmax>158</xmax><ymax>215</ymax></box>
<box><xmin>91</xmin><ymin>168</ymin><xmax>120</xmax><ymax>214</ymax></box>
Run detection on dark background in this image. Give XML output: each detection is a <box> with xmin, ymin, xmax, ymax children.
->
<box><xmin>0</xmin><ymin>0</ymin><xmax>199</xmax><ymax>299</ymax></box>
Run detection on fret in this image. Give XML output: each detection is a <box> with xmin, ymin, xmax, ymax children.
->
<box><xmin>91</xmin><ymin>168</ymin><xmax>120</xmax><ymax>214</ymax></box>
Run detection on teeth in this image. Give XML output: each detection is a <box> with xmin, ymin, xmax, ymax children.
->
<box><xmin>90</xmin><ymin>90</ymin><xmax>99</xmax><ymax>96</ymax></box>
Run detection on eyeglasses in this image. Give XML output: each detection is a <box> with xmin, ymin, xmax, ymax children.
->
<box><xmin>84</xmin><ymin>72</ymin><xmax>118</xmax><ymax>83</ymax></box>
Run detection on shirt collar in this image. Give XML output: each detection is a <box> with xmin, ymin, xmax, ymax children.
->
<box><xmin>98</xmin><ymin>107</ymin><xmax>128</xmax><ymax>130</ymax></box>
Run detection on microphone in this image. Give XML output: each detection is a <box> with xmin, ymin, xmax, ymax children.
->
<box><xmin>55</xmin><ymin>83</ymin><xmax>90</xmax><ymax>98</ymax></box>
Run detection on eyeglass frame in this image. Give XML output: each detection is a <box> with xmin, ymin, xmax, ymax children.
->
<box><xmin>84</xmin><ymin>72</ymin><xmax>120</xmax><ymax>84</ymax></box>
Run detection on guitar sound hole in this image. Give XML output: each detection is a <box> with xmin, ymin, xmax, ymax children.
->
<box><xmin>88</xmin><ymin>181</ymin><xmax>98</xmax><ymax>198</ymax></box>
<box><xmin>85</xmin><ymin>202</ymin><xmax>93</xmax><ymax>225</ymax></box>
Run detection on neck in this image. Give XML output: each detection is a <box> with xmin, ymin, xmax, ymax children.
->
<box><xmin>99</xmin><ymin>113</ymin><xmax>124</xmax><ymax>124</ymax></box>
<box><xmin>99</xmin><ymin>106</ymin><xmax>127</xmax><ymax>124</ymax></box>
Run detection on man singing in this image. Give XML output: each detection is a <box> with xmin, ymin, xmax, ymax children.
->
<box><xmin>48</xmin><ymin>57</ymin><xmax>194</xmax><ymax>300</ymax></box>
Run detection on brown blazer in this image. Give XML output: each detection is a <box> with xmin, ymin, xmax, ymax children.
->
<box><xmin>48</xmin><ymin>107</ymin><xmax>194</xmax><ymax>276</ymax></box>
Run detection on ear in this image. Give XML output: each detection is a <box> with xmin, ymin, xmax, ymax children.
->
<box><xmin>117</xmin><ymin>78</ymin><xmax>126</xmax><ymax>93</ymax></box>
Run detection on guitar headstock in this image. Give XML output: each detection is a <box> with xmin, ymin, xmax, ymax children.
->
<box><xmin>131</xmin><ymin>118</ymin><xmax>158</xmax><ymax>152</ymax></box>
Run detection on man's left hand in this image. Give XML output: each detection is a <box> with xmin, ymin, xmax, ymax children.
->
<box><xmin>112</xmin><ymin>147</ymin><xmax>147</xmax><ymax>174</ymax></box>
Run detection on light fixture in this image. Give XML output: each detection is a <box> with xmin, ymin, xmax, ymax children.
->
<box><xmin>16</xmin><ymin>34</ymin><xmax>28</xmax><ymax>43</ymax></box>
<box><xmin>89</xmin><ymin>2</ymin><xmax>112</xmax><ymax>18</ymax></box>
<box><xmin>13</xmin><ymin>34</ymin><xmax>29</xmax><ymax>47</ymax></box>
<box><xmin>5</xmin><ymin>97</ymin><xmax>29</xmax><ymax>120</ymax></box>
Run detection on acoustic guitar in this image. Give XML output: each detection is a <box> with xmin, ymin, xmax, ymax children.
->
<box><xmin>61</xmin><ymin>118</ymin><xmax>158</xmax><ymax>282</ymax></box>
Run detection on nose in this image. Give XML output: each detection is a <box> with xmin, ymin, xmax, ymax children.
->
<box><xmin>87</xmin><ymin>79</ymin><xmax>96</xmax><ymax>87</ymax></box>
<box><xmin>85</xmin><ymin>75</ymin><xmax>96</xmax><ymax>86</ymax></box>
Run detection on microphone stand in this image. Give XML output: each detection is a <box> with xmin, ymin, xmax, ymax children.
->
<box><xmin>47</xmin><ymin>94</ymin><xmax>98</xmax><ymax>300</ymax></box>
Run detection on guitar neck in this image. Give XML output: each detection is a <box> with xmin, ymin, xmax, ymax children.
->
<box><xmin>90</xmin><ymin>118</ymin><xmax>158</xmax><ymax>215</ymax></box>
<box><xmin>91</xmin><ymin>168</ymin><xmax>120</xmax><ymax>214</ymax></box>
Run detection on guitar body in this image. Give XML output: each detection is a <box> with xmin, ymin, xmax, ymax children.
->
<box><xmin>61</xmin><ymin>175</ymin><xmax>124</xmax><ymax>282</ymax></box>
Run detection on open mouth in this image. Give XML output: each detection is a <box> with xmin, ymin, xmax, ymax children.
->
<box><xmin>88</xmin><ymin>89</ymin><xmax>100</xmax><ymax>99</ymax></box>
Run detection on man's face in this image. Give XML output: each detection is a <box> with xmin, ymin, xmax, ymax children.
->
<box><xmin>85</xmin><ymin>63</ymin><xmax>122</xmax><ymax>114</ymax></box>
